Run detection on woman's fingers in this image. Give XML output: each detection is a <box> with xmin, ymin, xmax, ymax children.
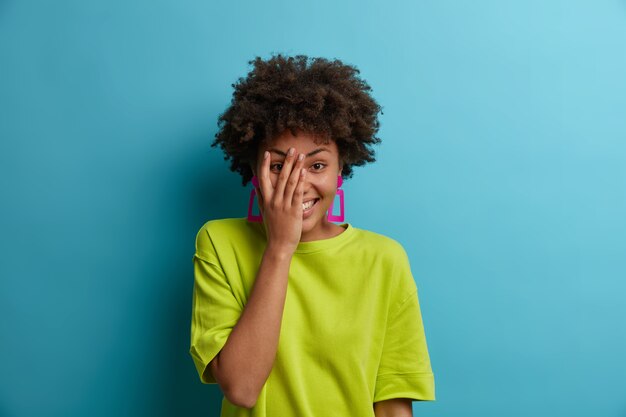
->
<box><xmin>284</xmin><ymin>152</ymin><xmax>305</xmax><ymax>205</ymax></box>
<box><xmin>258</xmin><ymin>150</ymin><xmax>273</xmax><ymax>205</ymax></box>
<box><xmin>257</xmin><ymin>147</ymin><xmax>305</xmax><ymax>217</ymax></box>
<box><xmin>293</xmin><ymin>167</ymin><xmax>306</xmax><ymax>209</ymax></box>
<box><xmin>273</xmin><ymin>147</ymin><xmax>297</xmax><ymax>205</ymax></box>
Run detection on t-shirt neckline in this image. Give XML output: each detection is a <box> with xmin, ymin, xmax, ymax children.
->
<box><xmin>294</xmin><ymin>223</ymin><xmax>353</xmax><ymax>254</ymax></box>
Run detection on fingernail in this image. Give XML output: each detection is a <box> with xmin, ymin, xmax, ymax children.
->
<box><xmin>264</xmin><ymin>151</ymin><xmax>269</xmax><ymax>159</ymax></box>
<box><xmin>298</xmin><ymin>153</ymin><xmax>304</xmax><ymax>161</ymax></box>
<box><xmin>301</xmin><ymin>168</ymin><xmax>306</xmax><ymax>176</ymax></box>
<box><xmin>288</xmin><ymin>148</ymin><xmax>295</xmax><ymax>156</ymax></box>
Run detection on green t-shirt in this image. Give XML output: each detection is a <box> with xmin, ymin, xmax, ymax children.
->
<box><xmin>189</xmin><ymin>218</ymin><xmax>435</xmax><ymax>416</ymax></box>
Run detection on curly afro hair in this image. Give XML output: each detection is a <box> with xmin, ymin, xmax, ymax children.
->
<box><xmin>211</xmin><ymin>54</ymin><xmax>383</xmax><ymax>186</ymax></box>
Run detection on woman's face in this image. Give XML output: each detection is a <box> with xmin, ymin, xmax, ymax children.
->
<box><xmin>253</xmin><ymin>129</ymin><xmax>344</xmax><ymax>242</ymax></box>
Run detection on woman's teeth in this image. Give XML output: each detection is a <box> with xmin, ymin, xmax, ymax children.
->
<box><xmin>303</xmin><ymin>199</ymin><xmax>317</xmax><ymax>210</ymax></box>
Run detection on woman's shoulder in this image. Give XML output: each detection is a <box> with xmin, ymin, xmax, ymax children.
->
<box><xmin>351</xmin><ymin>225</ymin><xmax>408</xmax><ymax>259</ymax></box>
<box><xmin>197</xmin><ymin>217</ymin><xmax>249</xmax><ymax>235</ymax></box>
<box><xmin>194</xmin><ymin>217</ymin><xmax>259</xmax><ymax>253</ymax></box>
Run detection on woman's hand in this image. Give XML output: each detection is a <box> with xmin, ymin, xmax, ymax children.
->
<box><xmin>255</xmin><ymin>147</ymin><xmax>307</xmax><ymax>254</ymax></box>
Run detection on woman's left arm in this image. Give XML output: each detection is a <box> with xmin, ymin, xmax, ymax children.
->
<box><xmin>373</xmin><ymin>398</ymin><xmax>413</xmax><ymax>417</ymax></box>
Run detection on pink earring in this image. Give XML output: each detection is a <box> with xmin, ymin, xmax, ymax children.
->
<box><xmin>247</xmin><ymin>176</ymin><xmax>263</xmax><ymax>222</ymax></box>
<box><xmin>327</xmin><ymin>175</ymin><xmax>345</xmax><ymax>222</ymax></box>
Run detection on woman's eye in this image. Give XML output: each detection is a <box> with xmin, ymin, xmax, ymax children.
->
<box><xmin>312</xmin><ymin>163</ymin><xmax>326</xmax><ymax>170</ymax></box>
<box><xmin>270</xmin><ymin>163</ymin><xmax>283</xmax><ymax>172</ymax></box>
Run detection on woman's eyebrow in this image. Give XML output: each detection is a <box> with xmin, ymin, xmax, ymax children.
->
<box><xmin>269</xmin><ymin>147</ymin><xmax>329</xmax><ymax>157</ymax></box>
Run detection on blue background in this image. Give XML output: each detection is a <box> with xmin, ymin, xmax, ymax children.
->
<box><xmin>1</xmin><ymin>1</ymin><xmax>625</xmax><ymax>416</ymax></box>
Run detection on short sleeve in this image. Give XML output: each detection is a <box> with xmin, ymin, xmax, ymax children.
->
<box><xmin>189</xmin><ymin>226</ymin><xmax>243</xmax><ymax>384</ymax></box>
<box><xmin>374</xmin><ymin>247</ymin><xmax>435</xmax><ymax>402</ymax></box>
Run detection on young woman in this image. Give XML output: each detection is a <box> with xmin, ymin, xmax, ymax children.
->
<box><xmin>189</xmin><ymin>54</ymin><xmax>435</xmax><ymax>416</ymax></box>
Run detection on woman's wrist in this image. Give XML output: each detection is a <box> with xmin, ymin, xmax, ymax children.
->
<box><xmin>264</xmin><ymin>243</ymin><xmax>295</xmax><ymax>261</ymax></box>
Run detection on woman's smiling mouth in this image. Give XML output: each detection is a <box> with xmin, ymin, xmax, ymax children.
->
<box><xmin>302</xmin><ymin>198</ymin><xmax>320</xmax><ymax>214</ymax></box>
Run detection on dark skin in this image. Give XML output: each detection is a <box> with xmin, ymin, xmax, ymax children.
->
<box><xmin>251</xmin><ymin>129</ymin><xmax>346</xmax><ymax>244</ymax></box>
<box><xmin>373</xmin><ymin>398</ymin><xmax>413</xmax><ymax>416</ymax></box>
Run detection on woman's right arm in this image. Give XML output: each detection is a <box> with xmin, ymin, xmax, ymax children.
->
<box><xmin>208</xmin><ymin>147</ymin><xmax>307</xmax><ymax>408</ymax></box>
